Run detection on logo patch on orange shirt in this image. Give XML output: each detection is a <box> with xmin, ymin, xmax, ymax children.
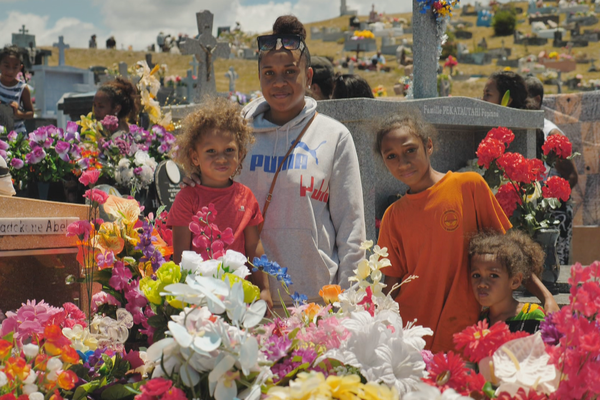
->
<box><xmin>441</xmin><ymin>210</ymin><xmax>459</xmax><ymax>232</ymax></box>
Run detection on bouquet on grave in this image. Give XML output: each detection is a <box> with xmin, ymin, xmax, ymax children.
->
<box><xmin>476</xmin><ymin>127</ymin><xmax>578</xmax><ymax>236</ymax></box>
<box><xmin>0</xmin><ymin>122</ymin><xmax>84</xmax><ymax>184</ymax></box>
<box><xmin>135</xmin><ymin>60</ymin><xmax>174</xmax><ymax>130</ymax></box>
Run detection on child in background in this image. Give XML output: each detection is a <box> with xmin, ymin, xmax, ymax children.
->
<box><xmin>168</xmin><ymin>97</ymin><xmax>271</xmax><ymax>307</ymax></box>
<box><xmin>376</xmin><ymin>110</ymin><xmax>557</xmax><ymax>353</ymax></box>
<box><xmin>93</xmin><ymin>77</ymin><xmax>139</xmax><ymax>135</ymax></box>
<box><xmin>0</xmin><ymin>46</ymin><xmax>33</xmax><ymax>133</ymax></box>
<box><xmin>481</xmin><ymin>70</ymin><xmax>533</xmax><ymax>110</ymax></box>
<box><xmin>469</xmin><ymin>230</ymin><xmax>546</xmax><ymax>333</ymax></box>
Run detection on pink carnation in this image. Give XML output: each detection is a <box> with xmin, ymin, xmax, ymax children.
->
<box><xmin>79</xmin><ymin>169</ymin><xmax>101</xmax><ymax>186</ymax></box>
<box><xmin>91</xmin><ymin>291</ymin><xmax>121</xmax><ymax>313</ymax></box>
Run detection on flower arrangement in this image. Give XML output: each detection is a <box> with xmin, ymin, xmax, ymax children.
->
<box><xmin>164</xmin><ymin>75</ymin><xmax>183</xmax><ymax>87</ymax></box>
<box><xmin>135</xmin><ymin>61</ymin><xmax>174</xmax><ymax>130</ymax></box>
<box><xmin>476</xmin><ymin>127</ymin><xmax>576</xmax><ymax>235</ymax></box>
<box><xmin>0</xmin><ymin>122</ymin><xmax>83</xmax><ymax>184</ymax></box>
<box><xmin>352</xmin><ymin>30</ymin><xmax>375</xmax><ymax>39</ymax></box>
<box><xmin>372</xmin><ymin>85</ymin><xmax>388</xmax><ymax>97</ymax></box>
<box><xmin>444</xmin><ymin>55</ymin><xmax>458</xmax><ymax>74</ymax></box>
<box><xmin>416</xmin><ymin>0</ymin><xmax>459</xmax><ymax>19</ymax></box>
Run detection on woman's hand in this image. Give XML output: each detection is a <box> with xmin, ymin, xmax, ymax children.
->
<box><xmin>180</xmin><ymin>172</ymin><xmax>202</xmax><ymax>188</ymax></box>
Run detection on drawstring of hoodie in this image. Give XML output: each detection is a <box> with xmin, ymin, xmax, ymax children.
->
<box><xmin>271</xmin><ymin>124</ymin><xmax>292</xmax><ymax>160</ymax></box>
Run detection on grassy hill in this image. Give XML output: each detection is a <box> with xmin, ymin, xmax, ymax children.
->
<box><xmin>40</xmin><ymin>2</ymin><xmax>600</xmax><ymax>99</ymax></box>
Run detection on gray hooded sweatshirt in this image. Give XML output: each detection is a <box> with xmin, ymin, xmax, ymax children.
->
<box><xmin>239</xmin><ymin>96</ymin><xmax>365</xmax><ymax>300</ymax></box>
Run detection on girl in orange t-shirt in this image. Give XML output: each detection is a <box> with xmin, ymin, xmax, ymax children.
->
<box><xmin>168</xmin><ymin>97</ymin><xmax>272</xmax><ymax>308</ymax></box>
<box><xmin>375</xmin><ymin>109</ymin><xmax>557</xmax><ymax>353</ymax></box>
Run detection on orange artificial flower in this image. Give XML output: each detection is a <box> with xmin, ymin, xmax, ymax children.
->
<box><xmin>0</xmin><ymin>339</ymin><xmax>12</xmax><ymax>358</ymax></box>
<box><xmin>319</xmin><ymin>285</ymin><xmax>343</xmax><ymax>304</ymax></box>
<box><xmin>57</xmin><ymin>370</ymin><xmax>78</xmax><ymax>390</ymax></box>
<box><xmin>60</xmin><ymin>346</ymin><xmax>79</xmax><ymax>364</ymax></box>
<box><xmin>5</xmin><ymin>356</ymin><xmax>30</xmax><ymax>381</ymax></box>
<box><xmin>49</xmin><ymin>389</ymin><xmax>64</xmax><ymax>400</ymax></box>
<box><xmin>304</xmin><ymin>303</ymin><xmax>322</xmax><ymax>320</ymax></box>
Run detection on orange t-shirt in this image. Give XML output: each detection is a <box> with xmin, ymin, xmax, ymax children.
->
<box><xmin>167</xmin><ymin>182</ymin><xmax>263</xmax><ymax>255</ymax></box>
<box><xmin>378</xmin><ymin>171</ymin><xmax>511</xmax><ymax>353</ymax></box>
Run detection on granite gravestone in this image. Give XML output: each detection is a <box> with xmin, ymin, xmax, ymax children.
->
<box><xmin>154</xmin><ymin>160</ymin><xmax>184</xmax><ymax>210</ymax></box>
<box><xmin>52</xmin><ymin>36</ymin><xmax>70</xmax><ymax>67</ymax></box>
<box><xmin>224</xmin><ymin>66</ymin><xmax>239</xmax><ymax>93</ymax></box>
<box><xmin>180</xmin><ymin>10</ymin><xmax>230</xmax><ymax>102</ymax></box>
<box><xmin>118</xmin><ymin>62</ymin><xmax>128</xmax><ymax>77</ymax></box>
<box><xmin>12</xmin><ymin>25</ymin><xmax>36</xmax><ymax>48</ymax></box>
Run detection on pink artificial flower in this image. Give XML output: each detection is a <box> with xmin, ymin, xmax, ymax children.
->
<box><xmin>62</xmin><ymin>302</ymin><xmax>87</xmax><ymax>329</ymax></box>
<box><xmin>96</xmin><ymin>251</ymin><xmax>115</xmax><ymax>269</ymax></box>
<box><xmin>91</xmin><ymin>291</ymin><xmax>121</xmax><ymax>313</ymax></box>
<box><xmin>0</xmin><ymin>300</ymin><xmax>63</xmax><ymax>342</ymax></box>
<box><xmin>79</xmin><ymin>169</ymin><xmax>101</xmax><ymax>186</ymax></box>
<box><xmin>10</xmin><ymin>158</ymin><xmax>24</xmax><ymax>169</ymax></box>
<box><xmin>84</xmin><ymin>188</ymin><xmax>109</xmax><ymax>205</ymax></box>
<box><xmin>109</xmin><ymin>262</ymin><xmax>132</xmax><ymax>291</ymax></box>
<box><xmin>25</xmin><ymin>146</ymin><xmax>46</xmax><ymax>164</ymax></box>
<box><xmin>66</xmin><ymin>220</ymin><xmax>92</xmax><ymax>240</ymax></box>
<box><xmin>124</xmin><ymin>280</ymin><xmax>149</xmax><ymax>325</ymax></box>
<box><xmin>101</xmin><ymin>115</ymin><xmax>119</xmax><ymax>132</ymax></box>
<box><xmin>64</xmin><ymin>121</ymin><xmax>80</xmax><ymax>142</ymax></box>
<box><xmin>7</xmin><ymin>131</ymin><xmax>18</xmax><ymax>142</ymax></box>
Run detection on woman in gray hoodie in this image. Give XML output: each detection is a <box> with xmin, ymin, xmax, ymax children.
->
<box><xmin>186</xmin><ymin>15</ymin><xmax>365</xmax><ymax>303</ymax></box>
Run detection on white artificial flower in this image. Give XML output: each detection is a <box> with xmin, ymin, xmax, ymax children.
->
<box><xmin>23</xmin><ymin>383</ymin><xmax>39</xmax><ymax>395</ymax></box>
<box><xmin>28</xmin><ymin>393</ymin><xmax>44</xmax><ymax>400</ymax></box>
<box><xmin>403</xmin><ymin>383</ymin><xmax>475</xmax><ymax>399</ymax></box>
<box><xmin>23</xmin><ymin>371</ymin><xmax>37</xmax><ymax>384</ymax></box>
<box><xmin>359</xmin><ymin>240</ymin><xmax>374</xmax><ymax>250</ymax></box>
<box><xmin>134</xmin><ymin>150</ymin><xmax>150</xmax><ymax>166</ymax></box>
<box><xmin>22</xmin><ymin>343</ymin><xmax>39</xmax><ymax>358</ymax></box>
<box><xmin>220</xmin><ymin>250</ymin><xmax>250</xmax><ymax>278</ymax></box>
<box><xmin>486</xmin><ymin>332</ymin><xmax>560</xmax><ymax>396</ymax></box>
<box><xmin>0</xmin><ymin>371</ymin><xmax>7</xmax><ymax>387</ymax></box>
<box><xmin>372</xmin><ymin>245</ymin><xmax>389</xmax><ymax>258</ymax></box>
<box><xmin>180</xmin><ymin>251</ymin><xmax>203</xmax><ymax>272</ymax></box>
<box><xmin>196</xmin><ymin>259</ymin><xmax>221</xmax><ymax>277</ymax></box>
<box><xmin>47</xmin><ymin>357</ymin><xmax>63</xmax><ymax>372</ymax></box>
<box><xmin>138</xmin><ymin>164</ymin><xmax>155</xmax><ymax>187</ymax></box>
<box><xmin>62</xmin><ymin>324</ymin><xmax>98</xmax><ymax>352</ymax></box>
<box><xmin>115</xmin><ymin>158</ymin><xmax>134</xmax><ymax>185</ymax></box>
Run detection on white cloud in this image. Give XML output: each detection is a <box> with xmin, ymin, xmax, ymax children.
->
<box><xmin>0</xmin><ymin>11</ymin><xmax>99</xmax><ymax>49</ymax></box>
<box><xmin>1</xmin><ymin>0</ymin><xmax>415</xmax><ymax>51</ymax></box>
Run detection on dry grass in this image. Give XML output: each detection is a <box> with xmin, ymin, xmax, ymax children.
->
<box><xmin>40</xmin><ymin>3</ymin><xmax>600</xmax><ymax>99</ymax></box>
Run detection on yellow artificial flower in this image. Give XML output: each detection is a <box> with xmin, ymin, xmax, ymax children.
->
<box><xmin>95</xmin><ymin>222</ymin><xmax>125</xmax><ymax>254</ymax></box>
<box><xmin>326</xmin><ymin>374</ymin><xmax>361</xmax><ymax>397</ymax></box>
<box><xmin>304</xmin><ymin>303</ymin><xmax>322</xmax><ymax>321</ymax></box>
<box><xmin>103</xmin><ymin>196</ymin><xmax>141</xmax><ymax>226</ymax></box>
<box><xmin>222</xmin><ymin>273</ymin><xmax>261</xmax><ymax>303</ymax></box>
<box><xmin>156</xmin><ymin>261</ymin><xmax>181</xmax><ymax>285</ymax></box>
<box><xmin>140</xmin><ymin>276</ymin><xmax>164</xmax><ymax>305</ymax></box>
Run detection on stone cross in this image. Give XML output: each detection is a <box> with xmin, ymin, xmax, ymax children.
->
<box><xmin>180</xmin><ymin>10</ymin><xmax>230</xmax><ymax>101</ymax></box>
<box><xmin>589</xmin><ymin>58</ymin><xmax>598</xmax><ymax>72</ymax></box>
<box><xmin>19</xmin><ymin>25</ymin><xmax>28</xmax><ymax>35</ymax></box>
<box><xmin>348</xmin><ymin>61</ymin><xmax>355</xmax><ymax>74</ymax></box>
<box><xmin>118</xmin><ymin>62</ymin><xmax>128</xmax><ymax>78</ymax></box>
<box><xmin>52</xmin><ymin>36</ymin><xmax>70</xmax><ymax>66</ymax></box>
<box><xmin>190</xmin><ymin>57</ymin><xmax>199</xmax><ymax>78</ymax></box>
<box><xmin>224</xmin><ymin>66</ymin><xmax>239</xmax><ymax>92</ymax></box>
<box><xmin>411</xmin><ymin>0</ymin><xmax>438</xmax><ymax>98</ymax></box>
<box><xmin>182</xmin><ymin>69</ymin><xmax>196</xmax><ymax>102</ymax></box>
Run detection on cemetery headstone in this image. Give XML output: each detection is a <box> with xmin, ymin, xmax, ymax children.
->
<box><xmin>412</xmin><ymin>0</ymin><xmax>438</xmax><ymax>98</ymax></box>
<box><xmin>224</xmin><ymin>66</ymin><xmax>239</xmax><ymax>93</ymax></box>
<box><xmin>589</xmin><ymin>58</ymin><xmax>598</xmax><ymax>72</ymax></box>
<box><xmin>180</xmin><ymin>10</ymin><xmax>230</xmax><ymax>102</ymax></box>
<box><xmin>344</xmin><ymin>37</ymin><xmax>377</xmax><ymax>53</ymax></box>
<box><xmin>478</xmin><ymin>37</ymin><xmax>488</xmax><ymax>50</ymax></box>
<box><xmin>217</xmin><ymin>26</ymin><xmax>230</xmax><ymax>37</ymax></box>
<box><xmin>182</xmin><ymin>69</ymin><xmax>195</xmax><ymax>102</ymax></box>
<box><xmin>529</xmin><ymin>15</ymin><xmax>560</xmax><ymax>26</ymax></box>
<box><xmin>189</xmin><ymin>57</ymin><xmax>199</xmax><ymax>78</ymax></box>
<box><xmin>154</xmin><ymin>160</ymin><xmax>184</xmax><ymax>210</ymax></box>
<box><xmin>322</xmin><ymin>27</ymin><xmax>345</xmax><ymax>42</ymax></box>
<box><xmin>118</xmin><ymin>62</ymin><xmax>128</xmax><ymax>77</ymax></box>
<box><xmin>477</xmin><ymin>10</ymin><xmax>493</xmax><ymax>27</ymax></box>
<box><xmin>52</xmin><ymin>36</ymin><xmax>69</xmax><ymax>67</ymax></box>
<box><xmin>12</xmin><ymin>25</ymin><xmax>36</xmax><ymax>48</ymax></box>
<box><xmin>455</xmin><ymin>30</ymin><xmax>473</xmax><ymax>39</ymax></box>
<box><xmin>458</xmin><ymin>51</ymin><xmax>492</xmax><ymax>65</ymax></box>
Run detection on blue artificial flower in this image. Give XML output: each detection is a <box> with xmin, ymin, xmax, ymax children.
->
<box><xmin>291</xmin><ymin>291</ymin><xmax>308</xmax><ymax>305</ymax></box>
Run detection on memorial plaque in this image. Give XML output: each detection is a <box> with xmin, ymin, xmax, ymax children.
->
<box><xmin>155</xmin><ymin>160</ymin><xmax>184</xmax><ymax>210</ymax></box>
<box><xmin>0</xmin><ymin>217</ymin><xmax>79</xmax><ymax>235</ymax></box>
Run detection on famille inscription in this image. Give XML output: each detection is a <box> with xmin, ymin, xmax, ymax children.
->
<box><xmin>422</xmin><ymin>104</ymin><xmax>500</xmax><ymax>118</ymax></box>
<box><xmin>0</xmin><ymin>218</ymin><xmax>79</xmax><ymax>235</ymax></box>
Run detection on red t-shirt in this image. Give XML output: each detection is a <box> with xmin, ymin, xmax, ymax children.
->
<box><xmin>167</xmin><ymin>182</ymin><xmax>263</xmax><ymax>255</ymax></box>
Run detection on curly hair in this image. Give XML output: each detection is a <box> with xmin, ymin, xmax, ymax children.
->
<box><xmin>469</xmin><ymin>230</ymin><xmax>544</xmax><ymax>281</ymax></box>
<box><xmin>259</xmin><ymin>15</ymin><xmax>311</xmax><ymax>68</ymax></box>
<box><xmin>174</xmin><ymin>97</ymin><xmax>254</xmax><ymax>176</ymax></box>
<box><xmin>97</xmin><ymin>77</ymin><xmax>140</xmax><ymax>122</ymax></box>
<box><xmin>374</xmin><ymin>108</ymin><xmax>437</xmax><ymax>156</ymax></box>
<box><xmin>488</xmin><ymin>71</ymin><xmax>535</xmax><ymax>110</ymax></box>
<box><xmin>0</xmin><ymin>46</ymin><xmax>22</xmax><ymax>64</ymax></box>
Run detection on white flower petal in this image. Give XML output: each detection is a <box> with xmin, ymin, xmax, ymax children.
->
<box><xmin>168</xmin><ymin>321</ymin><xmax>193</xmax><ymax>348</ymax></box>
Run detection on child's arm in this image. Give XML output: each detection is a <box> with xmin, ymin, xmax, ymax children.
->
<box><xmin>525</xmin><ymin>274</ymin><xmax>559</xmax><ymax>313</ymax></box>
<box><xmin>11</xmin><ymin>86</ymin><xmax>34</xmax><ymax>120</ymax></box>
<box><xmin>172</xmin><ymin>226</ymin><xmax>192</xmax><ymax>265</ymax></box>
<box><xmin>244</xmin><ymin>225</ymin><xmax>273</xmax><ymax>310</ymax></box>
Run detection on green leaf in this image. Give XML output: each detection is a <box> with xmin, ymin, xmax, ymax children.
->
<box><xmin>483</xmin><ymin>382</ymin><xmax>496</xmax><ymax>398</ymax></box>
<box><xmin>101</xmin><ymin>384</ymin><xmax>136</xmax><ymax>400</ymax></box>
<box><xmin>72</xmin><ymin>382</ymin><xmax>101</xmax><ymax>400</ymax></box>
<box><xmin>500</xmin><ymin>89</ymin><xmax>511</xmax><ymax>107</ymax></box>
<box><xmin>147</xmin><ymin>315</ymin><xmax>167</xmax><ymax>328</ymax></box>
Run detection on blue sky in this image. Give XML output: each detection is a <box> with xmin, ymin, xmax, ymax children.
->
<box><xmin>0</xmin><ymin>0</ymin><xmax>415</xmax><ymax>50</ymax></box>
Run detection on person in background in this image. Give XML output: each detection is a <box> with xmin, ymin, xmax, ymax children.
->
<box><xmin>106</xmin><ymin>36</ymin><xmax>116</xmax><ymax>49</ymax></box>
<box><xmin>482</xmin><ymin>70</ymin><xmax>534</xmax><ymax>110</ymax></box>
<box><xmin>307</xmin><ymin>56</ymin><xmax>334</xmax><ymax>100</ymax></box>
<box><xmin>93</xmin><ymin>77</ymin><xmax>139</xmax><ymax>135</ymax></box>
<box><xmin>157</xmin><ymin>32</ymin><xmax>166</xmax><ymax>52</ymax></box>
<box><xmin>525</xmin><ymin>76</ymin><xmax>578</xmax><ymax>265</ymax></box>
<box><xmin>89</xmin><ymin>35</ymin><xmax>97</xmax><ymax>49</ymax></box>
<box><xmin>0</xmin><ymin>46</ymin><xmax>33</xmax><ymax>134</ymax></box>
<box><xmin>331</xmin><ymin>74</ymin><xmax>374</xmax><ymax>99</ymax></box>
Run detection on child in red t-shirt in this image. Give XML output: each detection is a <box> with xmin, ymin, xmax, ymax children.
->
<box><xmin>168</xmin><ymin>98</ymin><xmax>271</xmax><ymax>307</ymax></box>
<box><xmin>375</xmin><ymin>110</ymin><xmax>557</xmax><ymax>353</ymax></box>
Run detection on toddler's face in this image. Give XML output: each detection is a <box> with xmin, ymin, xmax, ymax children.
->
<box><xmin>470</xmin><ymin>254</ymin><xmax>521</xmax><ymax>308</ymax></box>
<box><xmin>191</xmin><ymin>129</ymin><xmax>240</xmax><ymax>188</ymax></box>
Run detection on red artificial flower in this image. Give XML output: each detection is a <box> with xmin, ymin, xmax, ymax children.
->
<box><xmin>79</xmin><ymin>169</ymin><xmax>101</xmax><ymax>186</ymax></box>
<box><xmin>497</xmin><ymin>387</ymin><xmax>548</xmax><ymax>400</ymax></box>
<box><xmin>476</xmin><ymin>138</ymin><xmax>505</xmax><ymax>169</ymax></box>
<box><xmin>444</xmin><ymin>55</ymin><xmax>458</xmax><ymax>68</ymax></box>
<box><xmin>486</xmin><ymin>127</ymin><xmax>515</xmax><ymax>147</ymax></box>
<box><xmin>66</xmin><ymin>220</ymin><xmax>92</xmax><ymax>240</ymax></box>
<box><xmin>542</xmin><ymin>176</ymin><xmax>571</xmax><ymax>202</ymax></box>
<box><xmin>453</xmin><ymin>320</ymin><xmax>513</xmax><ymax>363</ymax></box>
<box><xmin>0</xmin><ymin>395</ymin><xmax>17</xmax><ymax>400</ymax></box>
<box><xmin>141</xmin><ymin>377</ymin><xmax>173</xmax><ymax>396</ymax></box>
<box><xmin>465</xmin><ymin>371</ymin><xmax>487</xmax><ymax>395</ymax></box>
<box><xmin>49</xmin><ymin>389</ymin><xmax>64</xmax><ymax>400</ymax></box>
<box><xmin>57</xmin><ymin>370</ymin><xmax>78</xmax><ymax>390</ymax></box>
<box><xmin>529</xmin><ymin>158</ymin><xmax>546</xmax><ymax>181</ymax></box>
<box><xmin>542</xmin><ymin>133</ymin><xmax>572</xmax><ymax>159</ymax></box>
<box><xmin>0</xmin><ymin>339</ymin><xmax>12</xmax><ymax>358</ymax></box>
<box><xmin>60</xmin><ymin>345</ymin><xmax>80</xmax><ymax>364</ymax></box>
<box><xmin>495</xmin><ymin>182</ymin><xmax>522</xmax><ymax>218</ymax></box>
<box><xmin>497</xmin><ymin>152</ymin><xmax>532</xmax><ymax>183</ymax></box>
<box><xmin>4</xmin><ymin>356</ymin><xmax>30</xmax><ymax>381</ymax></box>
<box><xmin>423</xmin><ymin>351</ymin><xmax>469</xmax><ymax>394</ymax></box>
<box><xmin>84</xmin><ymin>188</ymin><xmax>109</xmax><ymax>205</ymax></box>
<box><xmin>161</xmin><ymin>387</ymin><xmax>188</xmax><ymax>400</ymax></box>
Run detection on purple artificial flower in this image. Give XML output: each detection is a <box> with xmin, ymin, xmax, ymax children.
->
<box><xmin>78</xmin><ymin>157</ymin><xmax>91</xmax><ymax>169</ymax></box>
<box><xmin>64</xmin><ymin>121</ymin><xmax>80</xmax><ymax>142</ymax></box>
<box><xmin>133</xmin><ymin>167</ymin><xmax>143</xmax><ymax>175</ymax></box>
<box><xmin>137</xmin><ymin>144</ymin><xmax>149</xmax><ymax>152</ymax></box>
<box><xmin>0</xmin><ymin>140</ymin><xmax>8</xmax><ymax>152</ymax></box>
<box><xmin>0</xmin><ymin>150</ymin><xmax>5</xmax><ymax>159</ymax></box>
<box><xmin>540</xmin><ymin>313</ymin><xmax>563</xmax><ymax>346</ymax></box>
<box><xmin>45</xmin><ymin>125</ymin><xmax>60</xmax><ymax>138</ymax></box>
<box><xmin>158</xmin><ymin>143</ymin><xmax>170</xmax><ymax>154</ymax></box>
<box><xmin>151</xmin><ymin>125</ymin><xmax>166</xmax><ymax>137</ymax></box>
<box><xmin>113</xmin><ymin>138</ymin><xmax>132</xmax><ymax>156</ymax></box>
<box><xmin>109</xmin><ymin>261</ymin><xmax>132</xmax><ymax>291</ymax></box>
<box><xmin>128</xmin><ymin>124</ymin><xmax>141</xmax><ymax>134</ymax></box>
<box><xmin>100</xmin><ymin>115</ymin><xmax>119</xmax><ymax>132</ymax></box>
<box><xmin>58</xmin><ymin>151</ymin><xmax>71</xmax><ymax>162</ymax></box>
<box><xmin>10</xmin><ymin>158</ymin><xmax>24</xmax><ymax>169</ymax></box>
<box><xmin>163</xmin><ymin>132</ymin><xmax>176</xmax><ymax>145</ymax></box>
<box><xmin>135</xmin><ymin>220</ymin><xmax>165</xmax><ymax>271</ymax></box>
<box><xmin>25</xmin><ymin>146</ymin><xmax>46</xmax><ymax>164</ymax></box>
<box><xmin>70</xmin><ymin>144</ymin><xmax>82</xmax><ymax>160</ymax></box>
<box><xmin>96</xmin><ymin>251</ymin><xmax>115</xmax><ymax>269</ymax></box>
<box><xmin>55</xmin><ymin>140</ymin><xmax>70</xmax><ymax>155</ymax></box>
<box><xmin>7</xmin><ymin>131</ymin><xmax>18</xmax><ymax>143</ymax></box>
<box><xmin>43</xmin><ymin>137</ymin><xmax>53</xmax><ymax>149</ymax></box>
<box><xmin>29</xmin><ymin>127</ymin><xmax>48</xmax><ymax>144</ymax></box>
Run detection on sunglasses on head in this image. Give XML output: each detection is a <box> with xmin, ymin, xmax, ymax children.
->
<box><xmin>257</xmin><ymin>34</ymin><xmax>306</xmax><ymax>52</ymax></box>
